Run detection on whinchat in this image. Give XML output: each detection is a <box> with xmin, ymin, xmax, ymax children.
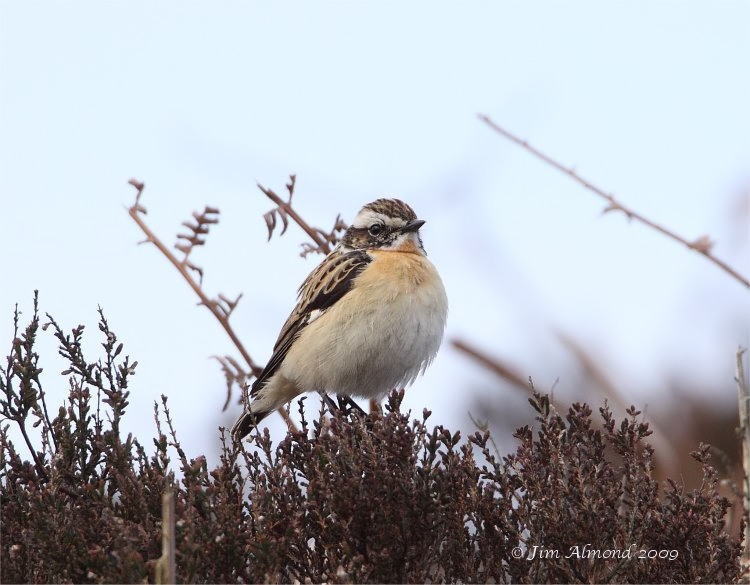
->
<box><xmin>231</xmin><ymin>198</ymin><xmax>448</xmax><ymax>440</ymax></box>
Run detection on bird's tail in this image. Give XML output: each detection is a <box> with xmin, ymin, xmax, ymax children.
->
<box><xmin>232</xmin><ymin>375</ymin><xmax>301</xmax><ymax>441</ymax></box>
<box><xmin>231</xmin><ymin>406</ymin><xmax>274</xmax><ymax>441</ymax></box>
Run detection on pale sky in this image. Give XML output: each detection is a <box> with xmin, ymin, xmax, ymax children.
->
<box><xmin>1</xmin><ymin>1</ymin><xmax>748</xmax><ymax>462</ymax></box>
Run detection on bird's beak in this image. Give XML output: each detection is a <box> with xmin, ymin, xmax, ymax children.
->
<box><xmin>401</xmin><ymin>219</ymin><xmax>425</xmax><ymax>233</ymax></box>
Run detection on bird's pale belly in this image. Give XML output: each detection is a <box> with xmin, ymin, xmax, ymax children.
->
<box><xmin>281</xmin><ymin>252</ymin><xmax>448</xmax><ymax>398</ymax></box>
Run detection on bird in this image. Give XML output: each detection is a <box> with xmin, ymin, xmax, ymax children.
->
<box><xmin>231</xmin><ymin>198</ymin><xmax>448</xmax><ymax>441</ymax></box>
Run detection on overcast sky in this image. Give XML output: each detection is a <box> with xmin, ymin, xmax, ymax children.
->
<box><xmin>1</xmin><ymin>1</ymin><xmax>748</xmax><ymax>462</ymax></box>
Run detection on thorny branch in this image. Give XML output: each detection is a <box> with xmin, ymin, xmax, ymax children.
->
<box><xmin>478</xmin><ymin>114</ymin><xmax>750</xmax><ymax>290</ymax></box>
<box><xmin>126</xmin><ymin>179</ymin><xmax>297</xmax><ymax>432</ymax></box>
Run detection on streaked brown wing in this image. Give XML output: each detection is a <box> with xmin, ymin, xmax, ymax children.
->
<box><xmin>250</xmin><ymin>249</ymin><xmax>371</xmax><ymax>395</ymax></box>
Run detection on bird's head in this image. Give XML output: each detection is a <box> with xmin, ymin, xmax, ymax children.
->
<box><xmin>340</xmin><ymin>198</ymin><xmax>426</xmax><ymax>254</ymax></box>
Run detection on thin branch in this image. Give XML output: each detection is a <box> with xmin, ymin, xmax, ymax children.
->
<box><xmin>259</xmin><ymin>175</ymin><xmax>346</xmax><ymax>257</ymax></box>
<box><xmin>454</xmin><ymin>334</ymin><xmax>679</xmax><ymax>475</ymax></box>
<box><xmin>300</xmin><ymin>214</ymin><xmax>347</xmax><ymax>258</ymax></box>
<box><xmin>451</xmin><ymin>338</ymin><xmax>529</xmax><ymax>393</ymax></box>
<box><xmin>127</xmin><ymin>182</ymin><xmax>257</xmax><ymax>372</ymax></box>
<box><xmin>155</xmin><ymin>488</ymin><xmax>176</xmax><ymax>584</ymax></box>
<box><xmin>478</xmin><ymin>114</ymin><xmax>750</xmax><ymax>289</ymax></box>
<box><xmin>212</xmin><ymin>355</ymin><xmax>251</xmax><ymax>412</ymax></box>
<box><xmin>127</xmin><ymin>179</ymin><xmax>297</xmax><ymax>432</ymax></box>
<box><xmin>736</xmin><ymin>347</ymin><xmax>749</xmax><ymax>573</ymax></box>
<box><xmin>216</xmin><ymin>293</ymin><xmax>243</xmax><ymax>320</ymax></box>
<box><xmin>17</xmin><ymin>420</ymin><xmax>48</xmax><ymax>482</ymax></box>
<box><xmin>556</xmin><ymin>331</ymin><xmax>630</xmax><ymax>417</ymax></box>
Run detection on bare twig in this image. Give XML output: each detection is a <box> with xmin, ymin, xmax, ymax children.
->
<box><xmin>451</xmin><ymin>338</ymin><xmax>529</xmax><ymax>393</ymax></box>
<box><xmin>556</xmin><ymin>332</ymin><xmax>679</xmax><ymax>475</ymax></box>
<box><xmin>556</xmin><ymin>332</ymin><xmax>630</xmax><ymax>417</ymax></box>
<box><xmin>155</xmin><ymin>488</ymin><xmax>176</xmax><ymax>585</ymax></box>
<box><xmin>454</xmin><ymin>334</ymin><xmax>679</xmax><ymax>474</ymax></box>
<box><xmin>174</xmin><ymin>207</ymin><xmax>219</xmax><ymax>285</ymax></box>
<box><xmin>127</xmin><ymin>179</ymin><xmax>297</xmax><ymax>432</ymax></box>
<box><xmin>478</xmin><ymin>115</ymin><xmax>750</xmax><ymax>289</ymax></box>
<box><xmin>127</xmin><ymin>180</ymin><xmax>258</xmax><ymax>373</ymax></box>
<box><xmin>259</xmin><ymin>175</ymin><xmax>346</xmax><ymax>257</ymax></box>
<box><xmin>212</xmin><ymin>355</ymin><xmax>251</xmax><ymax>412</ymax></box>
<box><xmin>300</xmin><ymin>214</ymin><xmax>347</xmax><ymax>258</ymax></box>
<box><xmin>216</xmin><ymin>293</ymin><xmax>243</xmax><ymax>320</ymax></box>
<box><xmin>736</xmin><ymin>347</ymin><xmax>750</xmax><ymax>573</ymax></box>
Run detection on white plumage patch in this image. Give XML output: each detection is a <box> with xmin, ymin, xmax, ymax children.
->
<box><xmin>351</xmin><ymin>209</ymin><xmax>392</xmax><ymax>229</ymax></box>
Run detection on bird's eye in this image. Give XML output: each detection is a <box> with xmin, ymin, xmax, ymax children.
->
<box><xmin>368</xmin><ymin>224</ymin><xmax>384</xmax><ymax>236</ymax></box>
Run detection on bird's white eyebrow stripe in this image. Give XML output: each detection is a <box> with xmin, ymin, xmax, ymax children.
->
<box><xmin>351</xmin><ymin>210</ymin><xmax>386</xmax><ymax>228</ymax></box>
<box><xmin>351</xmin><ymin>210</ymin><xmax>406</xmax><ymax>229</ymax></box>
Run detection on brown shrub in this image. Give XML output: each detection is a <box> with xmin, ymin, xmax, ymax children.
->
<box><xmin>0</xmin><ymin>295</ymin><xmax>743</xmax><ymax>583</ymax></box>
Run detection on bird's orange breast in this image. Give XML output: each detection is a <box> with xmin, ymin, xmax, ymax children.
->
<box><xmin>362</xmin><ymin>247</ymin><xmax>439</xmax><ymax>292</ymax></box>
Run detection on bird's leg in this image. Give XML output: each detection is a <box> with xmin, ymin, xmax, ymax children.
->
<box><xmin>339</xmin><ymin>395</ymin><xmax>375</xmax><ymax>433</ymax></box>
<box><xmin>321</xmin><ymin>392</ymin><xmax>340</xmax><ymax>414</ymax></box>
<box><xmin>321</xmin><ymin>393</ymin><xmax>371</xmax><ymax>429</ymax></box>
<box><xmin>336</xmin><ymin>395</ymin><xmax>367</xmax><ymax>417</ymax></box>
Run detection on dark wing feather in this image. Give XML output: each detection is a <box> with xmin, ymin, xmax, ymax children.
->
<box><xmin>250</xmin><ymin>250</ymin><xmax>371</xmax><ymax>395</ymax></box>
